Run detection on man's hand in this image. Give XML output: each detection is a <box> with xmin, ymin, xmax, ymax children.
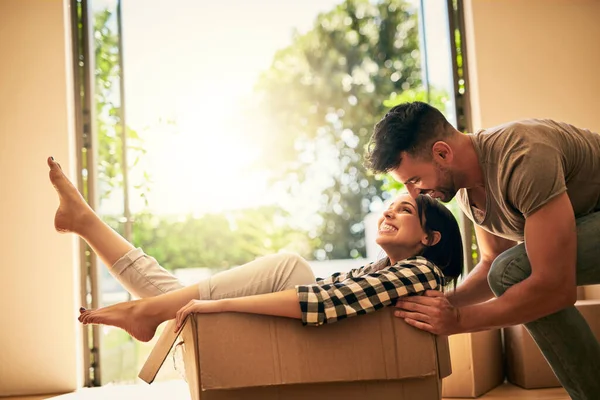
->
<box><xmin>395</xmin><ymin>290</ymin><xmax>462</xmax><ymax>335</ymax></box>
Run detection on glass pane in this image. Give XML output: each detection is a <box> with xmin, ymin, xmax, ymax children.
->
<box><xmin>89</xmin><ymin>0</ymin><xmax>459</xmax><ymax>385</ymax></box>
<box><xmin>90</xmin><ymin>0</ymin><xmax>145</xmax><ymax>384</ymax></box>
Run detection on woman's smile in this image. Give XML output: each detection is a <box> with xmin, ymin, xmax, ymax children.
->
<box><xmin>379</xmin><ymin>222</ymin><xmax>398</xmax><ymax>234</ymax></box>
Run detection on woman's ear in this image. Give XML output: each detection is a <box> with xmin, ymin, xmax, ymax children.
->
<box><xmin>421</xmin><ymin>230</ymin><xmax>441</xmax><ymax>247</ymax></box>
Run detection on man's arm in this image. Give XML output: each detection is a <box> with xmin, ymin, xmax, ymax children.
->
<box><xmin>395</xmin><ymin>193</ymin><xmax>577</xmax><ymax>334</ymax></box>
<box><xmin>447</xmin><ymin>225</ymin><xmax>517</xmax><ymax>307</ymax></box>
<box><xmin>458</xmin><ymin>192</ymin><xmax>577</xmax><ymax>331</ymax></box>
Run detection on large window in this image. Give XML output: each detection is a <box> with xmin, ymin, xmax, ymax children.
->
<box><xmin>74</xmin><ymin>0</ymin><xmax>466</xmax><ymax>385</ymax></box>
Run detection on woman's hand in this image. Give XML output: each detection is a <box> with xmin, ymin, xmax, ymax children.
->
<box><xmin>175</xmin><ymin>299</ymin><xmax>223</xmax><ymax>332</ymax></box>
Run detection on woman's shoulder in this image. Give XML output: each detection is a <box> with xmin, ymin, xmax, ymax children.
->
<box><xmin>366</xmin><ymin>256</ymin><xmax>443</xmax><ymax>278</ymax></box>
<box><xmin>391</xmin><ymin>256</ymin><xmax>444</xmax><ymax>276</ymax></box>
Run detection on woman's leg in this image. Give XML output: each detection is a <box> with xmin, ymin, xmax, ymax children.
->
<box><xmin>79</xmin><ymin>253</ymin><xmax>316</xmax><ymax>341</ymax></box>
<box><xmin>48</xmin><ymin>157</ymin><xmax>183</xmax><ymax>298</ymax></box>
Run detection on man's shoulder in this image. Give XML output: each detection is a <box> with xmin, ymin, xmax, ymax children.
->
<box><xmin>474</xmin><ymin>119</ymin><xmax>559</xmax><ymax>155</ymax></box>
<box><xmin>477</xmin><ymin>118</ymin><xmax>553</xmax><ymax>138</ymax></box>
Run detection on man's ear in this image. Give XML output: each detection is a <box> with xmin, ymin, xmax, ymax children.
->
<box><xmin>432</xmin><ymin>141</ymin><xmax>453</xmax><ymax>164</ymax></box>
<box><xmin>422</xmin><ymin>230</ymin><xmax>441</xmax><ymax>247</ymax></box>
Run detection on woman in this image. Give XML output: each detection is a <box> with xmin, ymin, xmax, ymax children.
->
<box><xmin>47</xmin><ymin>156</ymin><xmax>462</xmax><ymax>342</ymax></box>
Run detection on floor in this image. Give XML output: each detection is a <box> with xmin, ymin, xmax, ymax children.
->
<box><xmin>1</xmin><ymin>381</ymin><xmax>570</xmax><ymax>400</ymax></box>
<box><xmin>465</xmin><ymin>383</ymin><xmax>569</xmax><ymax>400</ymax></box>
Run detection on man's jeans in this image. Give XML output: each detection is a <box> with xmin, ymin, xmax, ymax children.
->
<box><xmin>487</xmin><ymin>211</ymin><xmax>600</xmax><ymax>400</ymax></box>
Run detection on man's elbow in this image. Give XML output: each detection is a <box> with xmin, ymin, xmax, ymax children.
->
<box><xmin>552</xmin><ymin>282</ymin><xmax>577</xmax><ymax>309</ymax></box>
<box><xmin>562</xmin><ymin>286</ymin><xmax>578</xmax><ymax>308</ymax></box>
<box><xmin>535</xmin><ymin>277</ymin><xmax>577</xmax><ymax>310</ymax></box>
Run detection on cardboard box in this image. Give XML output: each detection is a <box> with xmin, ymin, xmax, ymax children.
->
<box><xmin>504</xmin><ymin>299</ymin><xmax>600</xmax><ymax>389</ymax></box>
<box><xmin>583</xmin><ymin>284</ymin><xmax>600</xmax><ymax>300</ymax></box>
<box><xmin>441</xmin><ymin>330</ymin><xmax>504</xmax><ymax>398</ymax></box>
<box><xmin>139</xmin><ymin>308</ymin><xmax>451</xmax><ymax>399</ymax></box>
<box><xmin>577</xmin><ymin>286</ymin><xmax>586</xmax><ymax>300</ymax></box>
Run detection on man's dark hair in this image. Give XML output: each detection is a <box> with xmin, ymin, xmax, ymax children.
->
<box><xmin>365</xmin><ymin>101</ymin><xmax>453</xmax><ymax>173</ymax></box>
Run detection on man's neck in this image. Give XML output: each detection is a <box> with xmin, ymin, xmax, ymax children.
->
<box><xmin>452</xmin><ymin>133</ymin><xmax>485</xmax><ymax>190</ymax></box>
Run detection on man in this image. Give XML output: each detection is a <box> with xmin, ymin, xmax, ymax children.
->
<box><xmin>365</xmin><ymin>101</ymin><xmax>600</xmax><ymax>399</ymax></box>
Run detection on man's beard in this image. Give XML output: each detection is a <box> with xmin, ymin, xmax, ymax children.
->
<box><xmin>434</xmin><ymin>163</ymin><xmax>458</xmax><ymax>202</ymax></box>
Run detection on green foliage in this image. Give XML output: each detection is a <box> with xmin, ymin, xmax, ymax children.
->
<box><xmin>93</xmin><ymin>9</ymin><xmax>150</xmax><ymax>206</ymax></box>
<box><xmin>256</xmin><ymin>0</ymin><xmax>449</xmax><ymax>259</ymax></box>
<box><xmin>103</xmin><ymin>206</ymin><xmax>314</xmax><ymax>271</ymax></box>
<box><xmin>92</xmin><ymin>6</ymin><xmax>315</xmax><ymax>273</ymax></box>
<box><xmin>92</xmin><ymin>1</ymin><xmax>457</xmax><ymax>269</ymax></box>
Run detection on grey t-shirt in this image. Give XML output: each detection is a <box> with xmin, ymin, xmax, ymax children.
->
<box><xmin>457</xmin><ymin>119</ymin><xmax>600</xmax><ymax>242</ymax></box>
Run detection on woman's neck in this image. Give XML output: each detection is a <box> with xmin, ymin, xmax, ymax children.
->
<box><xmin>387</xmin><ymin>247</ymin><xmax>421</xmax><ymax>265</ymax></box>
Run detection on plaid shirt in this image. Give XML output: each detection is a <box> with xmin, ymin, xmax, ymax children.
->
<box><xmin>296</xmin><ymin>256</ymin><xmax>444</xmax><ymax>326</ymax></box>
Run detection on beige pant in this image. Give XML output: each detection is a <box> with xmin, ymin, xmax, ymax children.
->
<box><xmin>109</xmin><ymin>248</ymin><xmax>317</xmax><ymax>300</ymax></box>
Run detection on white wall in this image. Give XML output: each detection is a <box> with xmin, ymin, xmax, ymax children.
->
<box><xmin>464</xmin><ymin>0</ymin><xmax>600</xmax><ymax>132</ymax></box>
<box><xmin>0</xmin><ymin>0</ymin><xmax>82</xmax><ymax>396</ymax></box>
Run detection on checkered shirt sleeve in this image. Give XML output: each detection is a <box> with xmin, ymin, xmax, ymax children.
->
<box><xmin>296</xmin><ymin>257</ymin><xmax>444</xmax><ymax>327</ymax></box>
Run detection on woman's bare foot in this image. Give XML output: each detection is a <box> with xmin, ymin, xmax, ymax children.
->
<box><xmin>79</xmin><ymin>300</ymin><xmax>162</xmax><ymax>342</ymax></box>
<box><xmin>47</xmin><ymin>157</ymin><xmax>94</xmax><ymax>235</ymax></box>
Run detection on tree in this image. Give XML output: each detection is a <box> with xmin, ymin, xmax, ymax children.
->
<box><xmin>255</xmin><ymin>0</ymin><xmax>450</xmax><ymax>259</ymax></box>
<box><xmin>93</xmin><ymin>8</ymin><xmax>150</xmax><ymax>208</ymax></box>
<box><xmin>102</xmin><ymin>206</ymin><xmax>314</xmax><ymax>271</ymax></box>
<box><xmin>92</xmin><ymin>7</ymin><xmax>315</xmax><ymax>270</ymax></box>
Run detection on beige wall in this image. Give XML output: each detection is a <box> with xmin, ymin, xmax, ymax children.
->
<box><xmin>463</xmin><ymin>1</ymin><xmax>600</xmax><ymax>302</ymax></box>
<box><xmin>464</xmin><ymin>0</ymin><xmax>600</xmax><ymax>132</ymax></box>
<box><xmin>0</xmin><ymin>0</ymin><xmax>82</xmax><ymax>396</ymax></box>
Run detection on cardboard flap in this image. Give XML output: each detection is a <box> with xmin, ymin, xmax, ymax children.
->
<box><xmin>194</xmin><ymin>308</ymin><xmax>439</xmax><ymax>390</ymax></box>
<box><xmin>138</xmin><ymin>319</ymin><xmax>182</xmax><ymax>384</ymax></box>
<box><xmin>180</xmin><ymin>317</ymin><xmax>201</xmax><ymax>400</ymax></box>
